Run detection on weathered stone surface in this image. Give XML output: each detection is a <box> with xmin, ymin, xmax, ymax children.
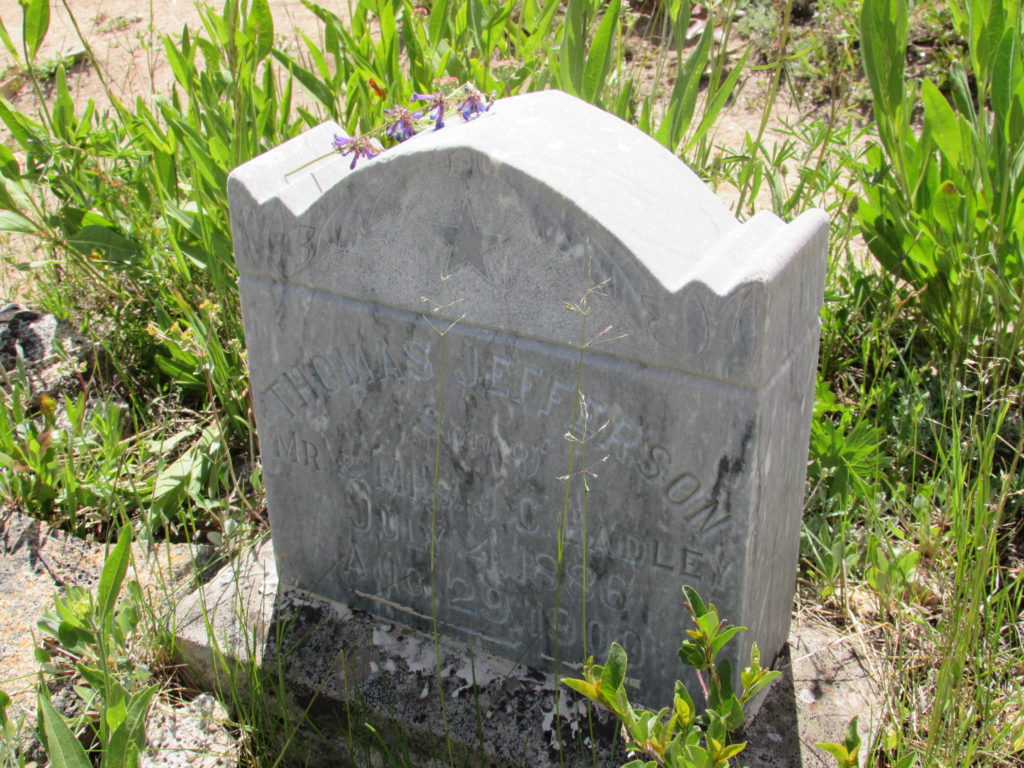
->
<box><xmin>175</xmin><ymin>538</ymin><xmax>630</xmax><ymax>767</ymax></box>
<box><xmin>229</xmin><ymin>90</ymin><xmax>828</xmax><ymax>707</ymax></box>
<box><xmin>175</xmin><ymin>539</ymin><xmax>881</xmax><ymax>768</ymax></box>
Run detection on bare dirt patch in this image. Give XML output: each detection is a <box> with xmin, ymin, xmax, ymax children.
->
<box><xmin>0</xmin><ymin>0</ymin><xmax>335</xmax><ymax>111</ymax></box>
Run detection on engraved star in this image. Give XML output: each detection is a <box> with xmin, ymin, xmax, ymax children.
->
<box><xmin>435</xmin><ymin>204</ymin><xmax>507</xmax><ymax>281</ymax></box>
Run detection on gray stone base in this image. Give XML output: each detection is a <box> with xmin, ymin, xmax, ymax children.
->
<box><xmin>173</xmin><ymin>540</ymin><xmax>877</xmax><ymax>768</ymax></box>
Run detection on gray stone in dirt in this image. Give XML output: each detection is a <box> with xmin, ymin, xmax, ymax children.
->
<box><xmin>229</xmin><ymin>90</ymin><xmax>828</xmax><ymax>708</ymax></box>
<box><xmin>0</xmin><ymin>302</ymin><xmax>93</xmax><ymax>406</ymax></box>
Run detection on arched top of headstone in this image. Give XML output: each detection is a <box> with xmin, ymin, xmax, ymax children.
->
<box><xmin>229</xmin><ymin>90</ymin><xmax>827</xmax><ymax>387</ymax></box>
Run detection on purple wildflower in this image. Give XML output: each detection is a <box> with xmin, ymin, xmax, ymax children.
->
<box><xmin>333</xmin><ymin>134</ymin><xmax>383</xmax><ymax>170</ymax></box>
<box><xmin>383</xmin><ymin>105</ymin><xmax>422</xmax><ymax>142</ymax></box>
<box><xmin>458</xmin><ymin>85</ymin><xmax>491</xmax><ymax>121</ymax></box>
<box><xmin>411</xmin><ymin>92</ymin><xmax>448</xmax><ymax>130</ymax></box>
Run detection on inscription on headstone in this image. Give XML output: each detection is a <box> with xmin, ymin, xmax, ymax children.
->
<box><xmin>229</xmin><ymin>90</ymin><xmax>828</xmax><ymax>706</ymax></box>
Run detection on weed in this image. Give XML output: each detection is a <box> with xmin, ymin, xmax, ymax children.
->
<box><xmin>562</xmin><ymin>585</ymin><xmax>779</xmax><ymax>767</ymax></box>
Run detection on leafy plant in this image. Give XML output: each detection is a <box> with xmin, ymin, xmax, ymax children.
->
<box><xmin>808</xmin><ymin>376</ymin><xmax>889</xmax><ymax>509</ymax></box>
<box><xmin>857</xmin><ymin>0</ymin><xmax>1024</xmax><ymax>360</ymax></box>
<box><xmin>562</xmin><ymin>585</ymin><xmax>779</xmax><ymax>767</ymax></box>
<box><xmin>35</xmin><ymin>527</ymin><xmax>160</xmax><ymax>768</ymax></box>
<box><xmin>817</xmin><ymin>717</ymin><xmax>862</xmax><ymax>768</ymax></box>
<box><xmin>0</xmin><ymin>387</ymin><xmax>60</xmax><ymax>516</ymax></box>
<box><xmin>0</xmin><ymin>689</ymin><xmax>22</xmax><ymax>768</ymax></box>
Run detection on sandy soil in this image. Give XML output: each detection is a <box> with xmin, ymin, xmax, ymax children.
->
<box><xmin>0</xmin><ymin>0</ymin><xmax>341</xmax><ymax>108</ymax></box>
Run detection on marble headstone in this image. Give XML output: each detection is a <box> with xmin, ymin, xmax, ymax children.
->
<box><xmin>228</xmin><ymin>90</ymin><xmax>828</xmax><ymax>706</ymax></box>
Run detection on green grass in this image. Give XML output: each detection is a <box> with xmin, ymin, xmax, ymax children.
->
<box><xmin>0</xmin><ymin>0</ymin><xmax>1020</xmax><ymax>765</ymax></box>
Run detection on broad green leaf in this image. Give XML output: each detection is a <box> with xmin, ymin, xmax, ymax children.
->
<box><xmin>1</xmin><ymin>176</ymin><xmax>31</xmax><ymax>211</ymax></box>
<box><xmin>682</xmin><ymin>585</ymin><xmax>708</xmax><ymax>618</ymax></box>
<box><xmin>716</xmin><ymin>741</ymin><xmax>747</xmax><ymax>762</ymax></box>
<box><xmin>921</xmin><ymin>79</ymin><xmax>963</xmax><ymax>167</ymax></box>
<box><xmin>859</xmin><ymin>0</ymin><xmax>907</xmax><ymax>135</ymax></box>
<box><xmin>105</xmin><ymin>697</ymin><xmax>128</xmax><ymax>733</ymax></box>
<box><xmin>96</xmin><ymin>526</ymin><xmax>132</xmax><ymax>626</ymax></box>
<box><xmin>668</xmin><ymin>0</ymin><xmax>691</xmax><ymax>57</ymax></box>
<box><xmin>38</xmin><ymin>690</ymin><xmax>92</xmax><ymax>768</ymax></box>
<box><xmin>162</xmin><ymin>34</ymin><xmax>193</xmax><ymax>86</ymax></box>
<box><xmin>673</xmin><ymin>684</ymin><xmax>694</xmax><ymax>727</ymax></box>
<box><xmin>0</xmin><ymin>97</ymin><xmax>44</xmax><ymax>150</ymax></box>
<box><xmin>948</xmin><ymin>63</ymin><xmax>977</xmax><ymax>120</ymax></box>
<box><xmin>696</xmin><ymin>608</ymin><xmax>720</xmax><ymax>636</ymax></box>
<box><xmin>654</xmin><ymin>20</ymin><xmax>711</xmax><ymax>149</ymax></box>
<box><xmin>526</xmin><ymin>0</ymin><xmax>560</xmax><ymax>52</ymax></box>
<box><xmin>248</xmin><ymin>0</ymin><xmax>274</xmax><ymax>60</ymax></box>
<box><xmin>843</xmin><ymin>716</ymin><xmax>862</xmax><ymax>752</ymax></box>
<box><xmin>428</xmin><ymin>0</ymin><xmax>449</xmax><ymax>46</ymax></box>
<box><xmin>991</xmin><ymin>28</ymin><xmax>1022</xmax><ymax>134</ymax></box>
<box><xmin>67</xmin><ymin>225</ymin><xmax>141</xmax><ymax>265</ymax></box>
<box><xmin>270</xmin><ymin>50</ymin><xmax>336</xmax><ymax>110</ymax></box>
<box><xmin>612</xmin><ymin>76</ymin><xmax>634</xmax><ymax>121</ymax></box>
<box><xmin>561</xmin><ymin>677</ymin><xmax>598</xmax><ymax>700</ymax></box>
<box><xmin>714</xmin><ymin>657</ymin><xmax>734</xmax><ymax>702</ymax></box>
<box><xmin>102</xmin><ymin>685</ymin><xmax>158</xmax><ymax>768</ymax></box>
<box><xmin>638</xmin><ymin>93</ymin><xmax>652</xmax><ymax>135</ymax></box>
<box><xmin>22</xmin><ymin>0</ymin><xmax>50</xmax><ymax>60</ymax></box>
<box><xmin>582</xmin><ymin>0</ymin><xmax>620</xmax><ymax>103</ymax></box>
<box><xmin>560</xmin><ymin>0</ymin><xmax>587</xmax><ymax>95</ymax></box>
<box><xmin>0</xmin><ymin>144</ymin><xmax>17</xmax><ymax>178</ymax></box>
<box><xmin>816</xmin><ymin>742</ymin><xmax>853</xmax><ymax>766</ymax></box>
<box><xmin>742</xmin><ymin>668</ymin><xmax>780</xmax><ymax>702</ymax></box>
<box><xmin>151</xmin><ymin>421</ymin><xmax>222</xmax><ymax>505</ymax></box>
<box><xmin>76</xmin><ymin>663</ymin><xmax>107</xmax><ymax>692</ymax></box>
<box><xmin>51</xmin><ymin>65</ymin><xmax>74</xmax><ymax>140</ymax></box>
<box><xmin>600</xmin><ymin>642</ymin><xmax>627</xmax><ymax>697</ymax></box>
<box><xmin>302</xmin><ymin>30</ymin><xmax>332</xmax><ymax>81</ymax></box>
<box><xmin>0</xmin><ymin>210</ymin><xmax>34</xmax><ymax>234</ymax></box>
<box><xmin>710</xmin><ymin>625</ymin><xmax>746</xmax><ymax>656</ymax></box>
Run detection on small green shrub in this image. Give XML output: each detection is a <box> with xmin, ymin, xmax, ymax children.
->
<box><xmin>562</xmin><ymin>585</ymin><xmax>779</xmax><ymax>767</ymax></box>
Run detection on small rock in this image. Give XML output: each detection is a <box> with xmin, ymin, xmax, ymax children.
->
<box><xmin>0</xmin><ymin>302</ymin><xmax>93</xmax><ymax>407</ymax></box>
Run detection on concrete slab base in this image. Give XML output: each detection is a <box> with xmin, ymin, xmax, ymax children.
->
<box><xmin>173</xmin><ymin>539</ymin><xmax>879</xmax><ymax>767</ymax></box>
